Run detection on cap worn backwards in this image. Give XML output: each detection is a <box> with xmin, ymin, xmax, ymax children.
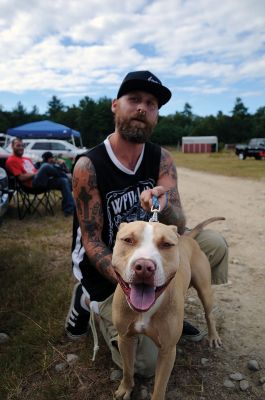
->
<box><xmin>117</xmin><ymin>70</ymin><xmax>172</xmax><ymax>109</ymax></box>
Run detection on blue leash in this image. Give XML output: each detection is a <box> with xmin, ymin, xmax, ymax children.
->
<box><xmin>149</xmin><ymin>195</ymin><xmax>160</xmax><ymax>222</ymax></box>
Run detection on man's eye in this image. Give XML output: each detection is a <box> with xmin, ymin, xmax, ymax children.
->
<box><xmin>147</xmin><ymin>101</ymin><xmax>158</xmax><ymax>111</ymax></box>
<box><xmin>130</xmin><ymin>96</ymin><xmax>139</xmax><ymax>102</ymax></box>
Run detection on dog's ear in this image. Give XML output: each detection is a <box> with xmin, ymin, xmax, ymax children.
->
<box><xmin>169</xmin><ymin>225</ymin><xmax>180</xmax><ymax>237</ymax></box>
<box><xmin>118</xmin><ymin>222</ymin><xmax>128</xmax><ymax>230</ymax></box>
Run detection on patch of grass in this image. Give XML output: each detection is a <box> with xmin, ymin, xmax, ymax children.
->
<box><xmin>0</xmin><ymin>207</ymin><xmax>117</xmax><ymax>400</ymax></box>
<box><xmin>1</xmin><ymin>214</ymin><xmax>72</xmax><ymax>397</ymax></box>
<box><xmin>166</xmin><ymin>148</ymin><xmax>265</xmax><ymax>180</ymax></box>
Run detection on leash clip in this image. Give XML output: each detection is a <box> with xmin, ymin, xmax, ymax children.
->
<box><xmin>149</xmin><ymin>195</ymin><xmax>160</xmax><ymax>222</ymax></box>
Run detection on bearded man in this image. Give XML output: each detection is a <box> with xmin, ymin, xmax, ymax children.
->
<box><xmin>65</xmin><ymin>71</ymin><xmax>228</xmax><ymax>376</ymax></box>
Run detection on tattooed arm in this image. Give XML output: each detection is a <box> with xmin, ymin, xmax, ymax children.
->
<box><xmin>140</xmin><ymin>147</ymin><xmax>186</xmax><ymax>234</ymax></box>
<box><xmin>73</xmin><ymin>156</ymin><xmax>117</xmax><ymax>284</ymax></box>
<box><xmin>157</xmin><ymin>148</ymin><xmax>186</xmax><ymax>234</ymax></box>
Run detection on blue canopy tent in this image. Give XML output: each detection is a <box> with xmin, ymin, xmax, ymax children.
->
<box><xmin>7</xmin><ymin>120</ymin><xmax>83</xmax><ymax>147</ymax></box>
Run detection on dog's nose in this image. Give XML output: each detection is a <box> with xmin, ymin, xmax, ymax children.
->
<box><xmin>132</xmin><ymin>258</ymin><xmax>156</xmax><ymax>280</ymax></box>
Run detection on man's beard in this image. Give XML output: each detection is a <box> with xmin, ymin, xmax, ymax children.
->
<box><xmin>115</xmin><ymin>114</ymin><xmax>155</xmax><ymax>143</ymax></box>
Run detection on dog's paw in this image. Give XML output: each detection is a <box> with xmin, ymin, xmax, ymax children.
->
<box><xmin>115</xmin><ymin>383</ymin><xmax>133</xmax><ymax>399</ymax></box>
<box><xmin>209</xmin><ymin>334</ymin><xmax>222</xmax><ymax>348</ymax></box>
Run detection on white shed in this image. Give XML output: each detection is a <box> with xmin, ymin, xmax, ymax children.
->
<box><xmin>182</xmin><ymin>136</ymin><xmax>218</xmax><ymax>153</ymax></box>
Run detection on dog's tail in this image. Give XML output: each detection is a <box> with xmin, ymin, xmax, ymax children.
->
<box><xmin>187</xmin><ymin>217</ymin><xmax>225</xmax><ymax>238</ymax></box>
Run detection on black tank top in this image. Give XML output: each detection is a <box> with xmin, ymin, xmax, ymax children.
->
<box><xmin>72</xmin><ymin>140</ymin><xmax>161</xmax><ymax>300</ymax></box>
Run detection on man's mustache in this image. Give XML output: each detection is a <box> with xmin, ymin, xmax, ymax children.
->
<box><xmin>131</xmin><ymin>112</ymin><xmax>147</xmax><ymax>123</ymax></box>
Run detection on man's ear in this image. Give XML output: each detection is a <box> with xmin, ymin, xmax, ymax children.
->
<box><xmin>111</xmin><ymin>98</ymin><xmax>118</xmax><ymax>113</ymax></box>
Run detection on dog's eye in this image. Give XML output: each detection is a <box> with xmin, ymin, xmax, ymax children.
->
<box><xmin>122</xmin><ymin>237</ymin><xmax>134</xmax><ymax>245</ymax></box>
<box><xmin>159</xmin><ymin>241</ymin><xmax>175</xmax><ymax>249</ymax></box>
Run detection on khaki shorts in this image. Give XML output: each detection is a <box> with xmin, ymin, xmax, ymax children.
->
<box><xmin>195</xmin><ymin>229</ymin><xmax>228</xmax><ymax>285</ymax></box>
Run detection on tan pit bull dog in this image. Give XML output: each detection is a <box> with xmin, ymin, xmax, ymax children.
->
<box><xmin>112</xmin><ymin>218</ymin><xmax>224</xmax><ymax>400</ymax></box>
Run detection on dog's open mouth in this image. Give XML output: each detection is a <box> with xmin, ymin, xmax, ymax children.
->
<box><xmin>115</xmin><ymin>272</ymin><xmax>174</xmax><ymax>312</ymax></box>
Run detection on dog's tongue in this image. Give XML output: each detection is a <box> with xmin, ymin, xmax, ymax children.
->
<box><xmin>130</xmin><ymin>284</ymin><xmax>155</xmax><ymax>311</ymax></box>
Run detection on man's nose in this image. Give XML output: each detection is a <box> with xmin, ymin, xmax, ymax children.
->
<box><xmin>137</xmin><ymin>103</ymin><xmax>147</xmax><ymax>115</ymax></box>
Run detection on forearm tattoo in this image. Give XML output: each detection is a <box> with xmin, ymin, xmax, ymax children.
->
<box><xmin>159</xmin><ymin>149</ymin><xmax>186</xmax><ymax>234</ymax></box>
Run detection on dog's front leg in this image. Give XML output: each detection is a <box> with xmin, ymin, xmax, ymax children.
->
<box><xmin>115</xmin><ymin>335</ymin><xmax>137</xmax><ymax>400</ymax></box>
<box><xmin>151</xmin><ymin>346</ymin><xmax>176</xmax><ymax>400</ymax></box>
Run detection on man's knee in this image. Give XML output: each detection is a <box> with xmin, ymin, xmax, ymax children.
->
<box><xmin>195</xmin><ymin>229</ymin><xmax>228</xmax><ymax>284</ymax></box>
<box><xmin>54</xmin><ymin>177</ymin><xmax>70</xmax><ymax>190</ymax></box>
<box><xmin>40</xmin><ymin>164</ymin><xmax>56</xmax><ymax>174</ymax></box>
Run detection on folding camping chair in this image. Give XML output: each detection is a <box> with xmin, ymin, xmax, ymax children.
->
<box><xmin>10</xmin><ymin>177</ymin><xmax>56</xmax><ymax>219</ymax></box>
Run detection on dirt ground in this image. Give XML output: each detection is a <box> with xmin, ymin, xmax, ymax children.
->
<box><xmin>178</xmin><ymin>167</ymin><xmax>265</xmax><ymax>357</ymax></box>
<box><xmin>161</xmin><ymin>167</ymin><xmax>265</xmax><ymax>399</ymax></box>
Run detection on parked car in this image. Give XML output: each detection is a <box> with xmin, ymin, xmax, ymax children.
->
<box><xmin>235</xmin><ymin>138</ymin><xmax>265</xmax><ymax>160</ymax></box>
<box><xmin>0</xmin><ymin>167</ymin><xmax>10</xmax><ymax>221</ymax></box>
<box><xmin>0</xmin><ymin>146</ymin><xmax>9</xmax><ymax>169</ymax></box>
<box><xmin>5</xmin><ymin>139</ymin><xmax>87</xmax><ymax>164</ymax></box>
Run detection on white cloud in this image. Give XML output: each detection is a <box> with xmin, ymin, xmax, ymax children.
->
<box><xmin>238</xmin><ymin>57</ymin><xmax>265</xmax><ymax>78</ymax></box>
<box><xmin>176</xmin><ymin>84</ymin><xmax>228</xmax><ymax>95</ymax></box>
<box><xmin>0</xmin><ymin>0</ymin><xmax>264</xmax><ymax>114</ymax></box>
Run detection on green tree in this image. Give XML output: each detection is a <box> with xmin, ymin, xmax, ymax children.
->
<box><xmin>46</xmin><ymin>96</ymin><xmax>65</xmax><ymax>121</ymax></box>
<box><xmin>230</xmin><ymin>98</ymin><xmax>251</xmax><ymax>143</ymax></box>
<box><xmin>153</xmin><ymin>115</ymin><xmax>184</xmax><ymax>146</ymax></box>
<box><xmin>215</xmin><ymin>112</ymin><xmax>234</xmax><ymax>145</ymax></box>
<box><xmin>95</xmin><ymin>97</ymin><xmax>114</xmax><ymax>142</ymax></box>
<box><xmin>77</xmin><ymin>97</ymin><xmax>97</xmax><ymax>147</ymax></box>
<box><xmin>181</xmin><ymin>102</ymin><xmax>193</xmax><ymax>119</ymax></box>
<box><xmin>10</xmin><ymin>101</ymin><xmax>29</xmax><ymax>127</ymax></box>
<box><xmin>231</xmin><ymin>97</ymin><xmax>249</xmax><ymax>117</ymax></box>
<box><xmin>252</xmin><ymin>106</ymin><xmax>265</xmax><ymax>138</ymax></box>
<box><xmin>63</xmin><ymin>105</ymin><xmax>80</xmax><ymax>129</ymax></box>
<box><xmin>0</xmin><ymin>107</ymin><xmax>10</xmax><ymax>133</ymax></box>
<box><xmin>28</xmin><ymin>105</ymin><xmax>42</xmax><ymax>122</ymax></box>
<box><xmin>192</xmin><ymin>115</ymin><xmax>217</xmax><ymax>137</ymax></box>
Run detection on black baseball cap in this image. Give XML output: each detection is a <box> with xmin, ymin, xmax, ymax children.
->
<box><xmin>117</xmin><ymin>70</ymin><xmax>172</xmax><ymax>108</ymax></box>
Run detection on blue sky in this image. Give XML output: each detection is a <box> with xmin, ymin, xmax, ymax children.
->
<box><xmin>0</xmin><ymin>0</ymin><xmax>264</xmax><ymax>117</ymax></box>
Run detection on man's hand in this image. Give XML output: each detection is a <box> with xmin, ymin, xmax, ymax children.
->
<box><xmin>140</xmin><ymin>186</ymin><xmax>168</xmax><ymax>212</ymax></box>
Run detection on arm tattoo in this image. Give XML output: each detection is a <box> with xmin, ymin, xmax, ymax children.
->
<box><xmin>160</xmin><ymin>148</ymin><xmax>177</xmax><ymax>181</ymax></box>
<box><xmin>159</xmin><ymin>148</ymin><xmax>186</xmax><ymax>234</ymax></box>
<box><xmin>74</xmin><ymin>157</ymin><xmax>117</xmax><ymax>283</ymax></box>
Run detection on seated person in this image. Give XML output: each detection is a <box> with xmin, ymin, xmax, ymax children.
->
<box><xmin>5</xmin><ymin>138</ymin><xmax>75</xmax><ymax>216</ymax></box>
<box><xmin>41</xmin><ymin>151</ymin><xmax>72</xmax><ymax>181</ymax></box>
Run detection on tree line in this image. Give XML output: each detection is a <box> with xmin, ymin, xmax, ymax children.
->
<box><xmin>0</xmin><ymin>96</ymin><xmax>264</xmax><ymax>149</ymax></box>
